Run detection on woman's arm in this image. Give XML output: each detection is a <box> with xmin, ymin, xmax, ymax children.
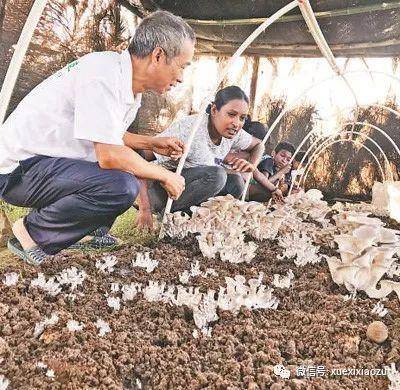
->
<box><xmin>224</xmin><ymin>150</ymin><xmax>250</xmax><ymax>164</ymax></box>
<box><xmin>224</xmin><ymin>137</ymin><xmax>264</xmax><ymax>173</ymax></box>
<box><xmin>245</xmin><ymin>137</ymin><xmax>264</xmax><ymax>167</ymax></box>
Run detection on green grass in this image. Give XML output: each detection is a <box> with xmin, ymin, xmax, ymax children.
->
<box><xmin>0</xmin><ymin>202</ymin><xmax>28</xmax><ymax>223</ymax></box>
<box><xmin>0</xmin><ymin>202</ymin><xmax>157</xmax><ymax>270</ymax></box>
<box><xmin>110</xmin><ymin>207</ymin><xmax>157</xmax><ymax>246</ymax></box>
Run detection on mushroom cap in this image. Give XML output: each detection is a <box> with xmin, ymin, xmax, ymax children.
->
<box><xmin>373</xmin><ymin>247</ymin><xmax>398</xmax><ymax>267</ymax></box>
<box><xmin>328</xmin><ymin>263</ymin><xmax>358</xmax><ymax>285</ymax></box>
<box><xmin>379</xmin><ymin>228</ymin><xmax>400</xmax><ymax>244</ymax></box>
<box><xmin>366</xmin><ymin>321</ymin><xmax>388</xmax><ymax>344</ymax></box>
<box><xmin>191</xmin><ymin>206</ymin><xmax>211</xmax><ymax>218</ymax></box>
<box><xmin>379</xmin><ymin>280</ymin><xmax>400</xmax><ymax>300</ymax></box>
<box><xmin>334</xmin><ymin>234</ymin><xmax>371</xmax><ymax>255</ymax></box>
<box><xmin>340</xmin><ymin>251</ymin><xmax>357</xmax><ymax>264</ymax></box>
<box><xmin>352</xmin><ymin>249</ymin><xmax>377</xmax><ymax>268</ymax></box>
<box><xmin>352</xmin><ymin>225</ymin><xmax>380</xmax><ymax>242</ymax></box>
<box><xmin>305</xmin><ymin>189</ymin><xmax>324</xmax><ymax>201</ymax></box>
<box><xmin>365</xmin><ymin>279</ymin><xmax>394</xmax><ymax>299</ymax></box>
<box><xmin>346</xmin><ymin>214</ymin><xmax>384</xmax><ymax>227</ymax></box>
<box><xmin>387</xmin><ymin>181</ymin><xmax>400</xmax><ymax>222</ymax></box>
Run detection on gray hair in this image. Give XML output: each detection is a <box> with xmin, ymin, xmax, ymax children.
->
<box><xmin>129</xmin><ymin>11</ymin><xmax>195</xmax><ymax>60</ymax></box>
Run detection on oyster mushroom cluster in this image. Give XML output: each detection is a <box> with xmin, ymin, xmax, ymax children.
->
<box><xmin>284</xmin><ymin>189</ymin><xmax>331</xmax><ymax>223</ymax></box>
<box><xmin>274</xmin><ymin>190</ymin><xmax>337</xmax><ymax>246</ymax></box>
<box><xmin>196</xmin><ymin>229</ymin><xmax>258</xmax><ymax>263</ymax></box>
<box><xmin>163</xmin><ymin>212</ymin><xmax>191</xmax><ymax>239</ymax></box>
<box><xmin>327</xmin><ymin>212</ymin><xmax>400</xmax><ymax>299</ymax></box>
<box><xmin>164</xmin><ymin>195</ymin><xmax>275</xmax><ymax>262</ymax></box>
<box><xmin>331</xmin><ymin>200</ymin><xmax>387</xmax><ymax>217</ymax></box>
<box><xmin>164</xmin><ymin>190</ymin><xmax>338</xmax><ymax>263</ymax></box>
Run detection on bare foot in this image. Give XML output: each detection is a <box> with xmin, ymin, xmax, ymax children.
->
<box><xmin>12</xmin><ymin>218</ymin><xmax>37</xmax><ymax>250</ymax></box>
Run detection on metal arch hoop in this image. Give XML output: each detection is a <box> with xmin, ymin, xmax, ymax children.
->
<box><xmin>300</xmin><ymin>139</ymin><xmax>386</xmax><ymax>188</ymax></box>
<box><xmin>287</xmin><ymin>119</ymin><xmax>399</xmax><ymax>195</ymax></box>
<box><xmin>288</xmin><ymin>129</ymin><xmax>390</xmax><ymax>197</ymax></box>
<box><xmin>282</xmin><ymin>112</ymin><xmax>398</xmax><ymax>195</ymax></box>
<box><xmin>241</xmin><ymin>70</ymin><xmax>400</xmax><ymax>201</ymax></box>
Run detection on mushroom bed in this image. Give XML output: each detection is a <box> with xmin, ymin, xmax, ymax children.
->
<box><xmin>0</xmin><ymin>195</ymin><xmax>400</xmax><ymax>389</ymax></box>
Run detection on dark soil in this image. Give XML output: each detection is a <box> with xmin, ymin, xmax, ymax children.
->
<box><xmin>0</xmin><ymin>221</ymin><xmax>399</xmax><ymax>389</ymax></box>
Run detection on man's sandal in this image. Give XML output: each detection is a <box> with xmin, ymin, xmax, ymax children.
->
<box><xmin>68</xmin><ymin>227</ymin><xmax>119</xmax><ymax>250</ymax></box>
<box><xmin>7</xmin><ymin>237</ymin><xmax>49</xmax><ymax>266</ymax></box>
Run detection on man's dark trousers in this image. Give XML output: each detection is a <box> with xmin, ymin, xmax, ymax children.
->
<box><xmin>0</xmin><ymin>156</ymin><xmax>139</xmax><ymax>255</ymax></box>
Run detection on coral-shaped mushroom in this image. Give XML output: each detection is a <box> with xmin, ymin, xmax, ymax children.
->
<box><xmin>386</xmin><ymin>363</ymin><xmax>400</xmax><ymax>390</ymax></box>
<box><xmin>3</xmin><ymin>272</ymin><xmax>19</xmax><ymax>287</ymax></box>
<box><xmin>57</xmin><ymin>267</ymin><xmax>87</xmax><ymax>291</ymax></box>
<box><xmin>278</xmin><ymin>231</ymin><xmax>322</xmax><ymax>266</ymax></box>
<box><xmin>95</xmin><ymin>255</ymin><xmax>117</xmax><ymax>273</ymax></box>
<box><xmin>132</xmin><ymin>252</ymin><xmax>158</xmax><ymax>273</ymax></box>
<box><xmin>0</xmin><ymin>375</ymin><xmax>9</xmax><ymax>390</ymax></box>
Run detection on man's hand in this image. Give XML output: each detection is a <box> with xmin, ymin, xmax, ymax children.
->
<box><xmin>160</xmin><ymin>171</ymin><xmax>185</xmax><ymax>200</ymax></box>
<box><xmin>135</xmin><ymin>209</ymin><xmax>154</xmax><ymax>231</ymax></box>
<box><xmin>272</xmin><ymin>188</ymin><xmax>285</xmax><ymax>203</ymax></box>
<box><xmin>230</xmin><ymin>158</ymin><xmax>256</xmax><ymax>173</ymax></box>
<box><xmin>152</xmin><ymin>137</ymin><xmax>186</xmax><ymax>160</ymax></box>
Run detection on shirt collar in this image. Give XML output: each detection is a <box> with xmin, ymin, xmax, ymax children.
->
<box><xmin>120</xmin><ymin>49</ymin><xmax>141</xmax><ymax>105</ymax></box>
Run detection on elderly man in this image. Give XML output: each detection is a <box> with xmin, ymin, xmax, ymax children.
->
<box><xmin>0</xmin><ymin>11</ymin><xmax>195</xmax><ymax>265</ymax></box>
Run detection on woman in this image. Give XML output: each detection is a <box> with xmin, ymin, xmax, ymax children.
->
<box><xmin>136</xmin><ymin>86</ymin><xmax>264</xmax><ymax>229</ymax></box>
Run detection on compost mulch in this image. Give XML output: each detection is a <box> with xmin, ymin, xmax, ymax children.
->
<box><xmin>0</xmin><ymin>221</ymin><xmax>399</xmax><ymax>389</ymax></box>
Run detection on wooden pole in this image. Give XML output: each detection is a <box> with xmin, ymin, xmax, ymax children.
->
<box><xmin>249</xmin><ymin>56</ymin><xmax>260</xmax><ymax>118</ymax></box>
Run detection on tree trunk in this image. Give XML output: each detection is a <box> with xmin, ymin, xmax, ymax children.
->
<box><xmin>0</xmin><ymin>0</ymin><xmax>6</xmax><ymax>40</ymax></box>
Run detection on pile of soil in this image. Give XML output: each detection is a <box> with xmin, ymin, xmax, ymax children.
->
<box><xmin>0</xmin><ymin>219</ymin><xmax>399</xmax><ymax>389</ymax></box>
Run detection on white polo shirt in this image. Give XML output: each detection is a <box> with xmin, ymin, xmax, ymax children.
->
<box><xmin>0</xmin><ymin>50</ymin><xmax>142</xmax><ymax>174</ymax></box>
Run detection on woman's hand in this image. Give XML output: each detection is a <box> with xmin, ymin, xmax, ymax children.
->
<box><xmin>230</xmin><ymin>158</ymin><xmax>256</xmax><ymax>173</ymax></box>
<box><xmin>152</xmin><ymin>137</ymin><xmax>186</xmax><ymax>160</ymax></box>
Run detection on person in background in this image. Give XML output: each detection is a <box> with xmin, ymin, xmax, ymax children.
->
<box><xmin>135</xmin><ymin>86</ymin><xmax>265</xmax><ymax>229</ymax></box>
<box><xmin>248</xmin><ymin>141</ymin><xmax>296</xmax><ymax>203</ymax></box>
